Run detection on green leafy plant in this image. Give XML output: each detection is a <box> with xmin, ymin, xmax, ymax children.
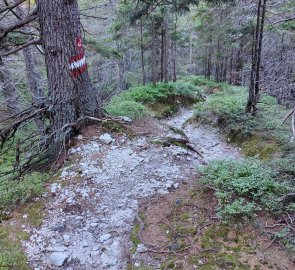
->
<box><xmin>0</xmin><ymin>172</ymin><xmax>48</xmax><ymax>218</ymax></box>
<box><xmin>199</xmin><ymin>158</ymin><xmax>291</xmax><ymax>223</ymax></box>
<box><xmin>105</xmin><ymin>80</ymin><xmax>204</xmax><ymax>119</ymax></box>
<box><xmin>105</xmin><ymin>98</ymin><xmax>149</xmax><ymax>119</ymax></box>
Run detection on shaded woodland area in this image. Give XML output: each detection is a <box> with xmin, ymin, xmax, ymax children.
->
<box><xmin>0</xmin><ymin>0</ymin><xmax>295</xmax><ymax>269</ymax></box>
<box><xmin>0</xmin><ymin>0</ymin><xmax>294</xmax><ymax>170</ymax></box>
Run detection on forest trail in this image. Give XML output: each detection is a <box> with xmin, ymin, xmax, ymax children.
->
<box><xmin>23</xmin><ymin>109</ymin><xmax>240</xmax><ymax>270</ymax></box>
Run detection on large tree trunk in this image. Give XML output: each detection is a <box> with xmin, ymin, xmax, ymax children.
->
<box><xmin>37</xmin><ymin>0</ymin><xmax>100</xmax><ymax>136</ymax></box>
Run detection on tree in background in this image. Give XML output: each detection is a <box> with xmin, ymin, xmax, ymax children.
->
<box><xmin>245</xmin><ymin>0</ymin><xmax>268</xmax><ymax>114</ymax></box>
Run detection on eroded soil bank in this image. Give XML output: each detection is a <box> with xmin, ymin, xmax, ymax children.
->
<box><xmin>16</xmin><ymin>109</ymin><xmax>295</xmax><ymax>269</ymax></box>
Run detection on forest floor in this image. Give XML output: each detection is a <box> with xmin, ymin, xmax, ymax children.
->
<box><xmin>3</xmin><ymin>108</ymin><xmax>295</xmax><ymax>270</ymax></box>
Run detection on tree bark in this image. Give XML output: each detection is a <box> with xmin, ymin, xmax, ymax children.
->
<box><xmin>163</xmin><ymin>18</ymin><xmax>169</xmax><ymax>83</ymax></box>
<box><xmin>140</xmin><ymin>20</ymin><xmax>146</xmax><ymax>85</ymax></box>
<box><xmin>151</xmin><ymin>17</ymin><xmax>157</xmax><ymax>87</ymax></box>
<box><xmin>37</xmin><ymin>0</ymin><xmax>100</xmax><ymax>137</ymax></box>
<box><xmin>160</xmin><ymin>22</ymin><xmax>164</xmax><ymax>82</ymax></box>
<box><xmin>246</xmin><ymin>0</ymin><xmax>267</xmax><ymax>114</ymax></box>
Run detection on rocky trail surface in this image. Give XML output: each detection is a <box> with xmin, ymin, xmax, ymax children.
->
<box><xmin>23</xmin><ymin>109</ymin><xmax>240</xmax><ymax>270</ymax></box>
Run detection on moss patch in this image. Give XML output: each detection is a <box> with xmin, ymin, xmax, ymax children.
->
<box><xmin>0</xmin><ymin>225</ymin><xmax>30</xmax><ymax>270</ymax></box>
<box><xmin>22</xmin><ymin>202</ymin><xmax>45</xmax><ymax>227</ymax></box>
<box><xmin>241</xmin><ymin>135</ymin><xmax>281</xmax><ymax>160</ymax></box>
<box><xmin>146</xmin><ymin>103</ymin><xmax>178</xmax><ymax>119</ymax></box>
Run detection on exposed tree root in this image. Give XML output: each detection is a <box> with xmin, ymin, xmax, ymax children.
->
<box><xmin>0</xmin><ymin>105</ymin><xmax>132</xmax><ymax>179</ymax></box>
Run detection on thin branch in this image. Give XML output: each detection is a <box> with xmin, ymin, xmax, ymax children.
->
<box><xmin>273</xmin><ymin>16</ymin><xmax>295</xmax><ymax>25</ymax></box>
<box><xmin>0</xmin><ymin>39</ymin><xmax>41</xmax><ymax>57</ymax></box>
<box><xmin>0</xmin><ymin>0</ymin><xmax>26</xmax><ymax>14</ymax></box>
<box><xmin>0</xmin><ymin>9</ymin><xmax>38</xmax><ymax>40</ymax></box>
<box><xmin>283</xmin><ymin>107</ymin><xmax>295</xmax><ymax>124</ymax></box>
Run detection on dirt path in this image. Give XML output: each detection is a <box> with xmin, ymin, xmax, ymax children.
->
<box><xmin>23</xmin><ymin>109</ymin><xmax>241</xmax><ymax>270</ymax></box>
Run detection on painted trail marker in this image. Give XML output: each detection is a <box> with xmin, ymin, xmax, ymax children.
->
<box><xmin>69</xmin><ymin>36</ymin><xmax>87</xmax><ymax>78</ymax></box>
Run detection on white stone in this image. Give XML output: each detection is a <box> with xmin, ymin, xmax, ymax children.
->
<box><xmin>99</xmin><ymin>133</ymin><xmax>114</xmax><ymax>144</ymax></box>
<box><xmin>48</xmin><ymin>252</ymin><xmax>68</xmax><ymax>267</ymax></box>
<box><xmin>137</xmin><ymin>244</ymin><xmax>147</xmax><ymax>253</ymax></box>
<box><xmin>99</xmin><ymin>233</ymin><xmax>111</xmax><ymax>242</ymax></box>
<box><xmin>63</xmin><ymin>235</ymin><xmax>71</xmax><ymax>242</ymax></box>
<box><xmin>51</xmin><ymin>183</ymin><xmax>60</xmax><ymax>193</ymax></box>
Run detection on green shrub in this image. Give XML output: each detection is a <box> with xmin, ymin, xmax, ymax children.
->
<box><xmin>194</xmin><ymin>85</ymin><xmax>291</xmax><ymax>147</ymax></box>
<box><xmin>0</xmin><ymin>172</ymin><xmax>48</xmax><ymax>217</ymax></box>
<box><xmin>105</xmin><ymin>81</ymin><xmax>204</xmax><ymax>119</ymax></box>
<box><xmin>199</xmin><ymin>158</ymin><xmax>291</xmax><ymax>223</ymax></box>
<box><xmin>105</xmin><ymin>98</ymin><xmax>149</xmax><ymax>119</ymax></box>
<box><xmin>217</xmin><ymin>198</ymin><xmax>258</xmax><ymax>223</ymax></box>
<box><xmin>122</xmin><ymin>82</ymin><xmax>202</xmax><ymax>103</ymax></box>
<box><xmin>180</xmin><ymin>75</ymin><xmax>230</xmax><ymax>92</ymax></box>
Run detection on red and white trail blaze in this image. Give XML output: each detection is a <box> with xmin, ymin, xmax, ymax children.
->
<box><xmin>69</xmin><ymin>36</ymin><xmax>87</xmax><ymax>78</ymax></box>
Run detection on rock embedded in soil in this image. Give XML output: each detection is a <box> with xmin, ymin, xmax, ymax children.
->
<box><xmin>48</xmin><ymin>252</ymin><xmax>69</xmax><ymax>267</ymax></box>
<box><xmin>99</xmin><ymin>133</ymin><xmax>114</xmax><ymax>144</ymax></box>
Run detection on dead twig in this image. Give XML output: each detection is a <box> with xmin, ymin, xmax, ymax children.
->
<box><xmin>263</xmin><ymin>235</ymin><xmax>278</xmax><ymax>251</ymax></box>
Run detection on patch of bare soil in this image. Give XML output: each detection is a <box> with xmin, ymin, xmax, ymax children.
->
<box><xmin>134</xmin><ymin>178</ymin><xmax>295</xmax><ymax>270</ymax></box>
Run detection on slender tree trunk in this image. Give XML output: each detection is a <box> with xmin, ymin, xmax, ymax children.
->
<box><xmin>246</xmin><ymin>0</ymin><xmax>267</xmax><ymax>114</ymax></box>
<box><xmin>254</xmin><ymin>0</ymin><xmax>267</xmax><ymax>102</ymax></box>
<box><xmin>172</xmin><ymin>40</ymin><xmax>177</xmax><ymax>82</ymax></box>
<box><xmin>189</xmin><ymin>35</ymin><xmax>193</xmax><ymax>75</ymax></box>
<box><xmin>23</xmin><ymin>46</ymin><xmax>45</xmax><ymax>131</ymax></box>
<box><xmin>23</xmin><ymin>46</ymin><xmax>44</xmax><ymax>104</ymax></box>
<box><xmin>151</xmin><ymin>17</ymin><xmax>157</xmax><ymax>87</ymax></box>
<box><xmin>163</xmin><ymin>18</ymin><xmax>169</xmax><ymax>83</ymax></box>
<box><xmin>140</xmin><ymin>20</ymin><xmax>146</xmax><ymax>85</ymax></box>
<box><xmin>160</xmin><ymin>23</ymin><xmax>164</xmax><ymax>82</ymax></box>
<box><xmin>0</xmin><ymin>57</ymin><xmax>20</xmax><ymax>114</ymax></box>
<box><xmin>172</xmin><ymin>19</ymin><xmax>177</xmax><ymax>82</ymax></box>
<box><xmin>37</xmin><ymin>0</ymin><xmax>100</xmax><ymax>136</ymax></box>
<box><xmin>206</xmin><ymin>36</ymin><xmax>212</xmax><ymax>79</ymax></box>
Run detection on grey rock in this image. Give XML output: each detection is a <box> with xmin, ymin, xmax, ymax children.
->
<box><xmin>119</xmin><ymin>116</ymin><xmax>132</xmax><ymax>123</ymax></box>
<box><xmin>137</xmin><ymin>244</ymin><xmax>147</xmax><ymax>253</ymax></box>
<box><xmin>48</xmin><ymin>252</ymin><xmax>68</xmax><ymax>267</ymax></box>
<box><xmin>63</xmin><ymin>235</ymin><xmax>71</xmax><ymax>242</ymax></box>
<box><xmin>52</xmin><ymin>224</ymin><xmax>66</xmax><ymax>233</ymax></box>
<box><xmin>82</xmin><ymin>241</ymin><xmax>89</xmax><ymax>247</ymax></box>
<box><xmin>100</xmin><ymin>253</ymin><xmax>118</xmax><ymax>267</ymax></box>
<box><xmin>50</xmin><ymin>183</ymin><xmax>60</xmax><ymax>193</ymax></box>
<box><xmin>173</xmin><ymin>183</ymin><xmax>180</xmax><ymax>189</ymax></box>
<box><xmin>99</xmin><ymin>133</ymin><xmax>114</xmax><ymax>144</ymax></box>
<box><xmin>99</xmin><ymin>233</ymin><xmax>111</xmax><ymax>242</ymax></box>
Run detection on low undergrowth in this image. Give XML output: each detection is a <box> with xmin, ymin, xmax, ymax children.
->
<box><xmin>0</xmin><ymin>173</ymin><xmax>47</xmax><ymax>220</ymax></box>
<box><xmin>199</xmin><ymin>158</ymin><xmax>292</xmax><ymax>223</ymax></box>
<box><xmin>193</xmin><ymin>81</ymin><xmax>291</xmax><ymax>156</ymax></box>
<box><xmin>193</xmin><ymin>76</ymin><xmax>295</xmax><ymax>252</ymax></box>
<box><xmin>105</xmin><ymin>81</ymin><xmax>204</xmax><ymax>119</ymax></box>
